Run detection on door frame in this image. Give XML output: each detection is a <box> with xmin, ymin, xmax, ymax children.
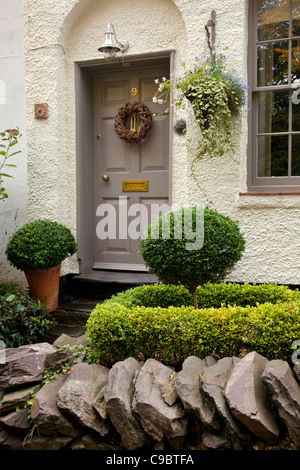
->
<box><xmin>75</xmin><ymin>50</ymin><xmax>174</xmax><ymax>275</ymax></box>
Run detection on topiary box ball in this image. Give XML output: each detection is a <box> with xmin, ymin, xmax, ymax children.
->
<box><xmin>139</xmin><ymin>206</ymin><xmax>245</xmax><ymax>294</ymax></box>
<box><xmin>5</xmin><ymin>219</ymin><xmax>77</xmax><ymax>271</ymax></box>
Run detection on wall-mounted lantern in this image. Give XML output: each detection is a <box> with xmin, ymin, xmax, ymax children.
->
<box><xmin>98</xmin><ymin>23</ymin><xmax>129</xmax><ymax>61</ymax></box>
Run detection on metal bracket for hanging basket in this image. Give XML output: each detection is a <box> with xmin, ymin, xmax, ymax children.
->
<box><xmin>205</xmin><ymin>10</ymin><xmax>216</xmax><ymax>54</ymax></box>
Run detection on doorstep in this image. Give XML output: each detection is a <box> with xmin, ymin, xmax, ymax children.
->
<box><xmin>74</xmin><ymin>270</ymin><xmax>158</xmax><ymax>284</ymax></box>
<box><xmin>71</xmin><ymin>270</ymin><xmax>158</xmax><ymax>300</ymax></box>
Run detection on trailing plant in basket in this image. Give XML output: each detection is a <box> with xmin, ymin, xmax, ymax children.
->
<box><xmin>5</xmin><ymin>219</ymin><xmax>77</xmax><ymax>271</ymax></box>
<box><xmin>153</xmin><ymin>52</ymin><xmax>247</xmax><ymax>159</ymax></box>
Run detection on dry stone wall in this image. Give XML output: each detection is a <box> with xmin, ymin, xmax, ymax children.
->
<box><xmin>0</xmin><ymin>334</ymin><xmax>300</xmax><ymax>451</ymax></box>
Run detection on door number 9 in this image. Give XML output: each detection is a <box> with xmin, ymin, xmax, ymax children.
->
<box><xmin>132</xmin><ymin>87</ymin><xmax>138</xmax><ymax>96</ymax></box>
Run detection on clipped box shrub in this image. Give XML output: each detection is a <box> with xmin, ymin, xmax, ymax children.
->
<box><xmin>107</xmin><ymin>282</ymin><xmax>300</xmax><ymax>309</ymax></box>
<box><xmin>86</xmin><ymin>282</ymin><xmax>300</xmax><ymax>367</ymax></box>
<box><xmin>86</xmin><ymin>301</ymin><xmax>300</xmax><ymax>368</ymax></box>
<box><xmin>5</xmin><ymin>219</ymin><xmax>77</xmax><ymax>271</ymax></box>
<box><xmin>139</xmin><ymin>206</ymin><xmax>246</xmax><ymax>308</ymax></box>
<box><xmin>108</xmin><ymin>283</ymin><xmax>194</xmax><ymax>308</ymax></box>
<box><xmin>196</xmin><ymin>282</ymin><xmax>300</xmax><ymax>308</ymax></box>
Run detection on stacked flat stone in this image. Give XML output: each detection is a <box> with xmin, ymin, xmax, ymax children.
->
<box><xmin>0</xmin><ymin>336</ymin><xmax>299</xmax><ymax>450</ymax></box>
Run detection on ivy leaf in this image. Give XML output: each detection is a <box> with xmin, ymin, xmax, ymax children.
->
<box><xmin>6</xmin><ymin>294</ymin><xmax>16</xmax><ymax>302</ymax></box>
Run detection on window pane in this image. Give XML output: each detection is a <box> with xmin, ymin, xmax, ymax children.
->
<box><xmin>257</xmin><ymin>0</ymin><xmax>289</xmax><ymax>41</ymax></box>
<box><xmin>292</xmin><ymin>39</ymin><xmax>300</xmax><ymax>81</ymax></box>
<box><xmin>292</xmin><ymin>134</ymin><xmax>300</xmax><ymax>174</ymax></box>
<box><xmin>258</xmin><ymin>91</ymin><xmax>289</xmax><ymax>133</ymax></box>
<box><xmin>258</xmin><ymin>135</ymin><xmax>289</xmax><ymax>176</ymax></box>
<box><xmin>293</xmin><ymin>0</ymin><xmax>300</xmax><ymax>36</ymax></box>
<box><xmin>292</xmin><ymin>87</ymin><xmax>300</xmax><ymax>129</ymax></box>
<box><xmin>257</xmin><ymin>41</ymin><xmax>289</xmax><ymax>86</ymax></box>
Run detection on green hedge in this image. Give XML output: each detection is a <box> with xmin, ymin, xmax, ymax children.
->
<box><xmin>86</xmin><ymin>283</ymin><xmax>300</xmax><ymax>367</ymax></box>
<box><xmin>106</xmin><ymin>282</ymin><xmax>300</xmax><ymax>309</ymax></box>
<box><xmin>107</xmin><ymin>284</ymin><xmax>194</xmax><ymax>308</ymax></box>
<box><xmin>195</xmin><ymin>282</ymin><xmax>300</xmax><ymax>308</ymax></box>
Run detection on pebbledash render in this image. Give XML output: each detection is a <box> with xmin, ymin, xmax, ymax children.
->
<box><xmin>1</xmin><ymin>0</ymin><xmax>300</xmax><ymax>287</ymax></box>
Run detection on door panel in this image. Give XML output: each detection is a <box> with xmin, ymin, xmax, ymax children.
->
<box><xmin>93</xmin><ymin>64</ymin><xmax>170</xmax><ymax>270</ymax></box>
<box><xmin>103</xmin><ymin>80</ymin><xmax>130</xmax><ymax>105</ymax></box>
<box><xmin>102</xmin><ymin>119</ymin><xmax>129</xmax><ymax>171</ymax></box>
<box><xmin>140</xmin><ymin>114</ymin><xmax>169</xmax><ymax>171</ymax></box>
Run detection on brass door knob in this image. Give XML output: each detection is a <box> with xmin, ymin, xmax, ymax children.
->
<box><xmin>102</xmin><ymin>174</ymin><xmax>110</xmax><ymax>182</ymax></box>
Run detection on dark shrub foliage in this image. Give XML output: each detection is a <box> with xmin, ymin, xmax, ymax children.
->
<box><xmin>0</xmin><ymin>283</ymin><xmax>52</xmax><ymax>348</ymax></box>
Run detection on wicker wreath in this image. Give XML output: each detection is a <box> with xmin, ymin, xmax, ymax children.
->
<box><xmin>114</xmin><ymin>102</ymin><xmax>152</xmax><ymax>144</ymax></box>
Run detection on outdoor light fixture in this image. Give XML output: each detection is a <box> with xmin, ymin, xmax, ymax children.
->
<box><xmin>98</xmin><ymin>23</ymin><xmax>129</xmax><ymax>60</ymax></box>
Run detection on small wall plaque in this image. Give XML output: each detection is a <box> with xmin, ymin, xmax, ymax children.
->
<box><xmin>122</xmin><ymin>180</ymin><xmax>149</xmax><ymax>192</ymax></box>
<box><xmin>34</xmin><ymin>103</ymin><xmax>49</xmax><ymax>119</ymax></box>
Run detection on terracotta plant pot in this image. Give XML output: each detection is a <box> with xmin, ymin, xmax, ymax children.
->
<box><xmin>24</xmin><ymin>264</ymin><xmax>61</xmax><ymax>312</ymax></box>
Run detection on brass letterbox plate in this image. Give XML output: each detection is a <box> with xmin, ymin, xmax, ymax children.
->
<box><xmin>122</xmin><ymin>180</ymin><xmax>149</xmax><ymax>192</ymax></box>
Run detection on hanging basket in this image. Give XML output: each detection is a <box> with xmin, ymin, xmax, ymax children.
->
<box><xmin>114</xmin><ymin>102</ymin><xmax>152</xmax><ymax>143</ymax></box>
<box><xmin>184</xmin><ymin>84</ymin><xmax>239</xmax><ymax>132</ymax></box>
<box><xmin>184</xmin><ymin>89</ymin><xmax>212</xmax><ymax>130</ymax></box>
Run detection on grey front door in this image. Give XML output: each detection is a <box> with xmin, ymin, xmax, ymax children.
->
<box><xmin>93</xmin><ymin>64</ymin><xmax>170</xmax><ymax>271</ymax></box>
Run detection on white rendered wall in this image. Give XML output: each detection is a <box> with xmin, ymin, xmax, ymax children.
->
<box><xmin>0</xmin><ymin>0</ymin><xmax>27</xmax><ymax>287</ymax></box>
<box><xmin>22</xmin><ymin>0</ymin><xmax>300</xmax><ymax>286</ymax></box>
